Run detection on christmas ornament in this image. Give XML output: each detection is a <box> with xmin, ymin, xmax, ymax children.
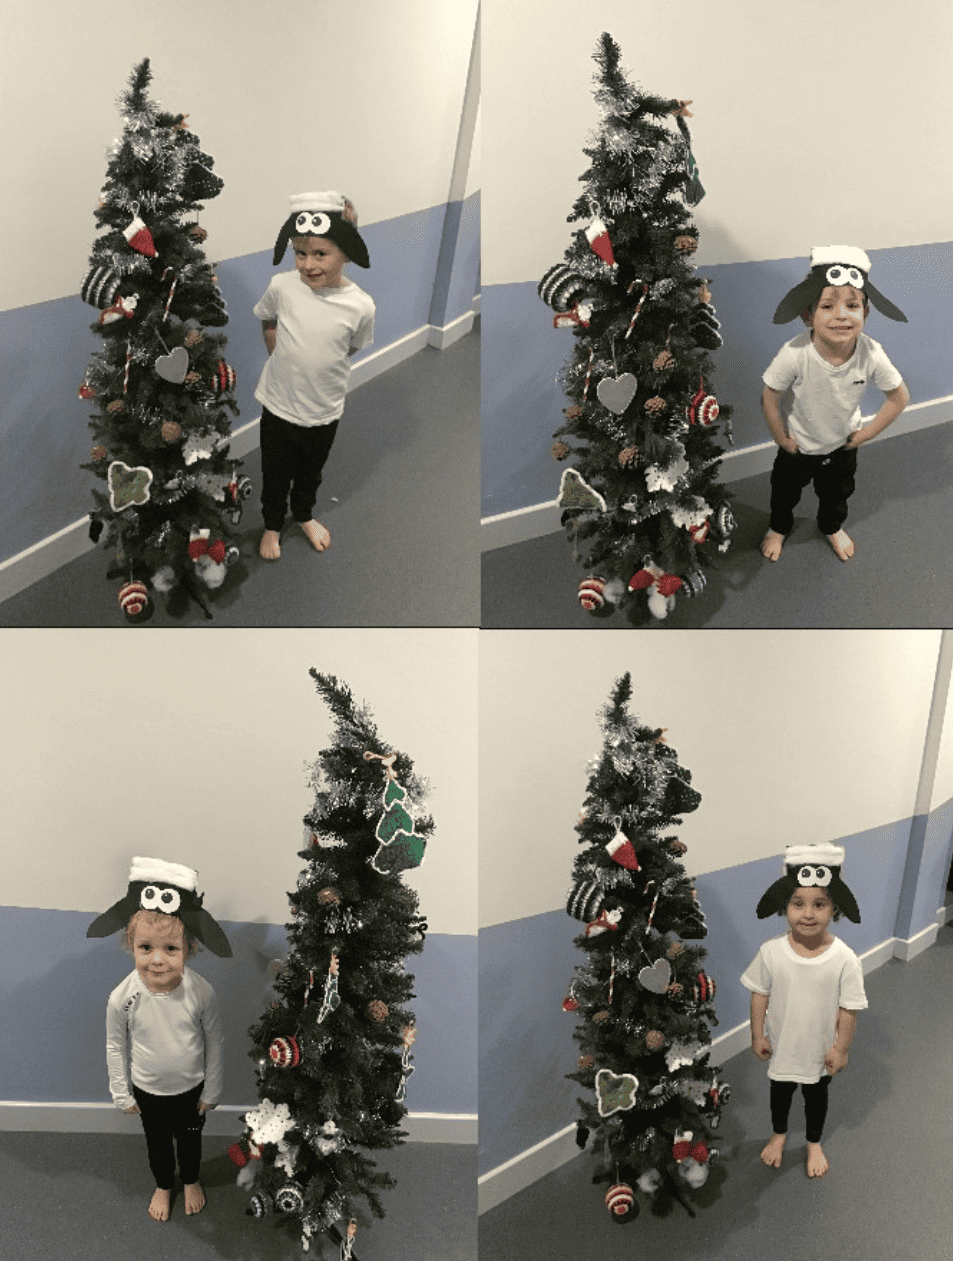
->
<box><xmin>562</xmin><ymin>991</ymin><xmax>580</xmax><ymax>1013</ymax></box>
<box><xmin>212</xmin><ymin>359</ymin><xmax>237</xmax><ymax>392</ymax></box>
<box><xmin>690</xmin><ymin>298</ymin><xmax>723</xmax><ymax>350</ymax></box>
<box><xmin>367</xmin><ymin>999</ymin><xmax>388</xmax><ymax>1022</ymax></box>
<box><xmin>275</xmin><ymin>1183</ymin><xmax>305</xmax><ymax>1214</ymax></box>
<box><xmin>538</xmin><ymin>263</ymin><xmax>588</xmax><ymax>312</ymax></box>
<box><xmin>554</xmin><ymin>302</ymin><xmax>593</xmax><ymax>328</ymax></box>
<box><xmin>318</xmin><ymin>887</ymin><xmax>340</xmax><ymax>905</ymax></box>
<box><xmin>187</xmin><ymin>526</ymin><xmax>227</xmax><ymax>565</ymax></box>
<box><xmin>578</xmin><ymin>576</ymin><xmax>607</xmax><ymax>611</ymax></box>
<box><xmin>107</xmin><ymin>460</ymin><xmax>153</xmax><ymax>511</ymax></box>
<box><xmin>755</xmin><ymin>844</ymin><xmax>861</xmax><ymax>922</ymax></box>
<box><xmin>117</xmin><ymin>579</ymin><xmax>151</xmax><ymax>622</ymax></box>
<box><xmin>605</xmin><ymin>1182</ymin><xmax>635</xmax><ymax>1217</ymax></box>
<box><xmin>585</xmin><ymin>216</ymin><xmax>617</xmax><ymax>269</ymax></box>
<box><xmin>340</xmin><ymin>1220</ymin><xmax>358</xmax><ymax>1260</ymax></box>
<box><xmin>596</xmin><ymin>372</ymin><xmax>637</xmax><ymax>416</ymax></box>
<box><xmin>693</xmin><ymin>972</ymin><xmax>716</xmax><ymax>1003</ymax></box>
<box><xmin>772</xmin><ymin>245</ymin><xmax>907</xmax><ymax>324</ymax></box>
<box><xmin>645</xmin><ymin>450</ymin><xmax>689</xmax><ymax>492</ymax></box>
<box><xmin>81</xmin><ymin>264</ymin><xmax>121</xmax><ymax>309</ymax></box>
<box><xmin>686</xmin><ymin>379</ymin><xmax>719</xmax><ymax>427</ymax></box>
<box><xmin>585</xmin><ymin>908</ymin><xmax>622</xmax><ymax>937</ymax></box>
<box><xmin>578</xmin><ymin>1054</ymin><xmax>594</xmax><ymax>1069</ymax></box>
<box><xmin>552</xmin><ymin>441</ymin><xmax>571</xmax><ymax>461</ymax></box>
<box><xmin>617</xmin><ymin>445</ymin><xmax>639</xmax><ymax>467</ymax></box>
<box><xmin>269</xmin><ymin>1035</ymin><xmax>301</xmax><ymax>1068</ymax></box>
<box><xmin>247</xmin><ymin>1191</ymin><xmax>273</xmax><ymax>1217</ymax></box>
<box><xmin>567</xmin><ymin>877</ymin><xmax>604</xmax><ymax>923</ymax></box>
<box><xmin>623</xmin><ymin>283</ymin><xmax>649</xmax><ymax>338</ymax></box>
<box><xmin>644</xmin><ymin>395</ymin><xmax>667</xmax><ymax>414</ymax></box>
<box><xmin>637</xmin><ymin>1169</ymin><xmax>661</xmax><ymax>1195</ymax></box>
<box><xmin>161</xmin><ymin>420</ymin><xmax>182</xmax><ymax>443</ymax></box>
<box><xmin>99</xmin><ymin>292</ymin><xmax>139</xmax><ymax>325</ymax></box>
<box><xmin>123</xmin><ymin>213</ymin><xmax>158</xmax><ymax>258</ymax></box>
<box><xmin>595</xmin><ymin>1068</ymin><xmax>639</xmax><ymax>1117</ymax></box>
<box><xmin>665</xmin><ymin>1039</ymin><xmax>704</xmax><ymax>1071</ymax></box>
<box><xmin>638</xmin><ymin>958</ymin><xmax>672</xmax><ymax>994</ymax></box>
<box><xmin>674</xmin><ymin>234</ymin><xmax>698</xmax><ymax>254</ymax></box>
<box><xmin>396</xmin><ymin>1024</ymin><xmax>416</xmax><ymax>1101</ymax></box>
<box><xmin>90</xmin><ymin>445</ymin><xmax>107</xmax><ymax>462</ymax></box>
<box><xmin>557</xmin><ymin>467</ymin><xmax>607</xmax><ymax>513</ymax></box>
<box><xmin>646</xmin><ymin>1030</ymin><xmax>665</xmax><ymax>1051</ymax></box>
<box><xmin>606</xmin><ymin>830</ymin><xmax>639</xmax><ymax>871</ymax></box>
<box><xmin>653</xmin><ymin>349</ymin><xmax>674</xmax><ymax>372</ymax></box>
<box><xmin>316</xmin><ymin>952</ymin><xmax>341</xmax><ymax>1023</ymax></box>
<box><xmin>154</xmin><ymin>346</ymin><xmax>189</xmax><ymax>384</ymax></box>
<box><xmin>106</xmin><ymin>400</ymin><xmax>125</xmax><ymax>414</ymax></box>
<box><xmin>79</xmin><ymin>379</ymin><xmax>97</xmax><ymax>400</ymax></box>
<box><xmin>182</xmin><ymin>428</ymin><xmax>224</xmax><ymax>465</ymax></box>
<box><xmin>246</xmin><ymin>1098</ymin><xmax>294</xmax><ymax>1146</ymax></box>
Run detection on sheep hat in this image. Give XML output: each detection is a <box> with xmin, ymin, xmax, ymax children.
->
<box><xmin>755</xmin><ymin>844</ymin><xmax>861</xmax><ymax>923</ymax></box>
<box><xmin>272</xmin><ymin>191</ymin><xmax>370</xmax><ymax>267</ymax></box>
<box><xmin>86</xmin><ymin>856</ymin><xmax>233</xmax><ymax>956</ymax></box>
<box><xmin>772</xmin><ymin>246</ymin><xmax>906</xmax><ymax>324</ymax></box>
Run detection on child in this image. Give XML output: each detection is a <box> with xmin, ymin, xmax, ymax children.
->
<box><xmin>741</xmin><ymin>845</ymin><xmax>867</xmax><ymax>1178</ymax></box>
<box><xmin>253</xmin><ymin>191</ymin><xmax>376</xmax><ymax>561</ymax></box>
<box><xmin>760</xmin><ymin>246</ymin><xmax>909</xmax><ymax>563</ymax></box>
<box><xmin>87</xmin><ymin>857</ymin><xmax>232</xmax><ymax>1221</ymax></box>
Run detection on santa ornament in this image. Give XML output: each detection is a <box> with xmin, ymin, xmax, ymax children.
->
<box><xmin>772</xmin><ymin>245</ymin><xmax>907</xmax><ymax>324</ymax></box>
<box><xmin>755</xmin><ymin>844</ymin><xmax>861</xmax><ymax>922</ymax></box>
<box><xmin>86</xmin><ymin>855</ymin><xmax>233</xmax><ymax>956</ymax></box>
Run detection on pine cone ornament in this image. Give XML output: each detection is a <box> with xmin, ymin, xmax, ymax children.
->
<box><xmin>653</xmin><ymin>349</ymin><xmax>675</xmax><ymax>372</ymax></box>
<box><xmin>552</xmin><ymin>441</ymin><xmax>571</xmax><ymax>461</ymax></box>
<box><xmin>161</xmin><ymin>421</ymin><xmax>182</xmax><ymax>443</ymax></box>
<box><xmin>90</xmin><ymin>445</ymin><xmax>108</xmax><ymax>462</ymax></box>
<box><xmin>675</xmin><ymin>234</ymin><xmax>699</xmax><ymax>254</ymax></box>
<box><xmin>367</xmin><ymin>1000</ymin><xmax>389</xmax><ymax>1023</ymax></box>
<box><xmin>646</xmin><ymin>1030</ymin><xmax>665</xmax><ymax>1050</ymax></box>
<box><xmin>645</xmin><ymin>396</ymin><xmax>667</xmax><ymax>414</ymax></box>
<box><xmin>318</xmin><ymin>887</ymin><xmax>340</xmax><ymax>905</ymax></box>
<box><xmin>618</xmin><ymin>445</ymin><xmax>639</xmax><ymax>467</ymax></box>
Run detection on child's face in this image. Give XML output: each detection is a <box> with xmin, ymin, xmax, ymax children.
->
<box><xmin>806</xmin><ymin>285</ymin><xmax>867</xmax><ymax>347</ymax></box>
<box><xmin>132</xmin><ymin>915</ymin><xmax>187</xmax><ymax>993</ymax></box>
<box><xmin>293</xmin><ymin>235</ymin><xmax>348</xmax><ymax>290</ymax></box>
<box><xmin>786</xmin><ymin>888</ymin><xmax>834</xmax><ymax>941</ymax></box>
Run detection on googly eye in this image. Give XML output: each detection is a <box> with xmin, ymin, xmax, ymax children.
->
<box><xmin>294</xmin><ymin>212</ymin><xmax>331</xmax><ymax>235</ymax></box>
<box><xmin>826</xmin><ymin>265</ymin><xmax>865</xmax><ymax>289</ymax></box>
<box><xmin>140</xmin><ymin>884</ymin><xmax>181</xmax><ymax>913</ymax></box>
<box><xmin>813</xmin><ymin>865</ymin><xmax>832</xmax><ymax>887</ymax></box>
<box><xmin>797</xmin><ymin>865</ymin><xmax>819</xmax><ymax>886</ymax></box>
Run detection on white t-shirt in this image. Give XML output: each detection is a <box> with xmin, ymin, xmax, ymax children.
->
<box><xmin>762</xmin><ymin>330</ymin><xmax>903</xmax><ymax>455</ymax></box>
<box><xmin>741</xmin><ymin>933</ymin><xmax>868</xmax><ymax>1083</ymax></box>
<box><xmin>254</xmin><ymin>270</ymin><xmax>376</xmax><ymax>428</ymax></box>
<box><xmin>105</xmin><ymin>967</ymin><xmax>225</xmax><ymax>1109</ymax></box>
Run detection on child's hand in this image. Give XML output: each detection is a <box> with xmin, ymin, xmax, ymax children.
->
<box><xmin>825</xmin><ymin>1047</ymin><xmax>849</xmax><ymax>1075</ymax></box>
<box><xmin>124</xmin><ymin>1104</ymin><xmax>140</xmax><ymax>1114</ymax></box>
<box><xmin>844</xmin><ymin>429</ymin><xmax>865</xmax><ymax>448</ymax></box>
<box><xmin>780</xmin><ymin>437</ymin><xmax>799</xmax><ymax>455</ymax></box>
<box><xmin>198</xmin><ymin>1100</ymin><xmax>212</xmax><ymax>1114</ymax></box>
<box><xmin>751</xmin><ymin>1035</ymin><xmax>773</xmax><ymax>1061</ymax></box>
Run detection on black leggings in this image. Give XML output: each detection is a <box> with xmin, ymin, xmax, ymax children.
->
<box><xmin>769</xmin><ymin>444</ymin><xmax>857</xmax><ymax>535</ymax></box>
<box><xmin>132</xmin><ymin>1081</ymin><xmax>206</xmax><ymax>1189</ymax></box>
<box><xmin>259</xmin><ymin>405</ymin><xmax>340</xmax><ymax>532</ymax></box>
<box><xmin>770</xmin><ymin>1076</ymin><xmax>832</xmax><ymax>1143</ymax></box>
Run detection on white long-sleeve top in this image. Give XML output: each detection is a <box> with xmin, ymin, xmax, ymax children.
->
<box><xmin>105</xmin><ymin>967</ymin><xmax>225</xmax><ymax>1111</ymax></box>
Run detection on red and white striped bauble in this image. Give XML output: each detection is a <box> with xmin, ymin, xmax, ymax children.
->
<box><xmin>117</xmin><ymin>580</ymin><xmax>150</xmax><ymax>619</ymax></box>
<box><xmin>212</xmin><ymin>359</ymin><xmax>237</xmax><ymax>393</ymax></box>
<box><xmin>605</xmin><ymin>1182</ymin><xmax>634</xmax><ymax>1217</ymax></box>
<box><xmin>693</xmin><ymin>972</ymin><xmax>716</xmax><ymax>1003</ymax></box>
<box><xmin>268</xmin><ymin>1035</ymin><xmax>301</xmax><ymax>1068</ymax></box>
<box><xmin>578</xmin><ymin>576</ymin><xmax>606</xmax><ymax>610</ymax></box>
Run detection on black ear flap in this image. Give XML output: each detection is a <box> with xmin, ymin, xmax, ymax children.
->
<box><xmin>756</xmin><ymin>876</ymin><xmax>796</xmax><ymax>919</ymax></box>
<box><xmin>830</xmin><ymin>876</ymin><xmax>861</xmax><ymax>923</ymax></box>
<box><xmin>861</xmin><ymin>282</ymin><xmax>907</xmax><ymax>323</ymax></box>
<box><xmin>87</xmin><ymin>895</ymin><xmax>138</xmax><ymax>938</ymax></box>
<box><xmin>772</xmin><ymin>277</ymin><xmax>823</xmax><ymax>324</ymax></box>
<box><xmin>181</xmin><ymin>910</ymin><xmax>233</xmax><ymax>957</ymax></box>
<box><xmin>272</xmin><ymin>213</ymin><xmax>297</xmax><ymax>265</ymax></box>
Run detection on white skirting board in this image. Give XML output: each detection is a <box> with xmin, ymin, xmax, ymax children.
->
<box><xmin>477</xmin><ymin>916</ymin><xmax>947</xmax><ymax>1214</ymax></box>
<box><xmin>0</xmin><ymin>1102</ymin><xmax>477</xmax><ymax>1145</ymax></box>
<box><xmin>0</xmin><ymin>307</ymin><xmax>479</xmax><ymax>606</ymax></box>
<box><xmin>481</xmin><ymin>397</ymin><xmax>952</xmax><ymax>553</ymax></box>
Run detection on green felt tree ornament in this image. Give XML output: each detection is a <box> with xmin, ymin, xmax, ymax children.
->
<box><xmin>540</xmin><ymin>34</ymin><xmax>736</xmax><ymax>623</ymax></box>
<box><xmin>237</xmin><ymin>671</ymin><xmax>431</xmax><ymax>1255</ymax></box>
<box><xmin>80</xmin><ymin>59</ymin><xmax>245</xmax><ymax>622</ymax></box>
<box><xmin>565</xmin><ymin>674</ymin><xmax>729</xmax><ymax>1224</ymax></box>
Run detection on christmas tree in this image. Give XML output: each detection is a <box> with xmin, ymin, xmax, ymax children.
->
<box><xmin>564</xmin><ymin>674</ymin><xmax>729</xmax><ymax>1222</ymax></box>
<box><xmin>79</xmin><ymin>59</ymin><xmax>246</xmax><ymax>623</ymax></box>
<box><xmin>540</xmin><ymin>34</ymin><xmax>736</xmax><ymax>621</ymax></box>
<box><xmin>232</xmin><ymin>671</ymin><xmax>430</xmax><ymax>1256</ymax></box>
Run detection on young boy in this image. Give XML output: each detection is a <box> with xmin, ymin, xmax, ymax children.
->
<box><xmin>743</xmin><ymin>845</ymin><xmax>867</xmax><ymax>1178</ymax></box>
<box><xmin>254</xmin><ymin>191</ymin><xmax>376</xmax><ymax>561</ymax></box>
<box><xmin>760</xmin><ymin>246</ymin><xmax>909</xmax><ymax>563</ymax></box>
<box><xmin>88</xmin><ymin>857</ymin><xmax>231</xmax><ymax>1221</ymax></box>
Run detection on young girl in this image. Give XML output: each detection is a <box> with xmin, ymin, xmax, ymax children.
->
<box><xmin>760</xmin><ymin>246</ymin><xmax>908</xmax><ymax>563</ymax></box>
<box><xmin>253</xmin><ymin>191</ymin><xmax>376</xmax><ymax>562</ymax></box>
<box><xmin>741</xmin><ymin>844</ymin><xmax>867</xmax><ymax>1178</ymax></box>
<box><xmin>87</xmin><ymin>857</ymin><xmax>231</xmax><ymax>1221</ymax></box>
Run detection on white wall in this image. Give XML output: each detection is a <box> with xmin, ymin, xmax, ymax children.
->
<box><xmin>479</xmin><ymin>630</ymin><xmax>943</xmax><ymax>927</ymax></box>
<box><xmin>483</xmin><ymin>0</ymin><xmax>953</xmax><ymax>284</ymax></box>
<box><xmin>931</xmin><ymin>637</ymin><xmax>953</xmax><ymax>810</ymax></box>
<box><xmin>0</xmin><ymin>0</ymin><xmax>479</xmax><ymax>309</ymax></box>
<box><xmin>0</xmin><ymin>629</ymin><xmax>478</xmax><ymax>936</ymax></box>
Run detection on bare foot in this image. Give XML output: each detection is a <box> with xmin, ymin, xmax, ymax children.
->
<box><xmin>828</xmin><ymin>529</ymin><xmax>854</xmax><ymax>561</ymax></box>
<box><xmin>806</xmin><ymin>1142</ymin><xmax>829</xmax><ymax>1178</ymax></box>
<box><xmin>299</xmin><ymin>519</ymin><xmax>331</xmax><ymax>552</ymax></box>
<box><xmin>259</xmin><ymin>529</ymin><xmax>281</xmax><ymax>561</ymax></box>
<box><xmin>184</xmin><ymin>1182</ymin><xmax>206</xmax><ymax>1215</ymax></box>
<box><xmin>148</xmin><ymin>1187</ymin><xmax>171</xmax><ymax>1221</ymax></box>
<box><xmin>761</xmin><ymin>530</ymin><xmax>784</xmax><ymax>562</ymax></box>
<box><xmin>760</xmin><ymin>1132</ymin><xmax>787</xmax><ymax>1168</ymax></box>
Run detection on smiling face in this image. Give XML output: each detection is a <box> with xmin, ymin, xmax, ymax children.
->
<box><xmin>786</xmin><ymin>887</ymin><xmax>835</xmax><ymax>943</ymax></box>
<box><xmin>130</xmin><ymin>911</ymin><xmax>189</xmax><ymax>993</ymax></box>
<box><xmin>805</xmin><ymin>284</ymin><xmax>868</xmax><ymax>355</ymax></box>
<box><xmin>293</xmin><ymin>234</ymin><xmax>348</xmax><ymax>290</ymax></box>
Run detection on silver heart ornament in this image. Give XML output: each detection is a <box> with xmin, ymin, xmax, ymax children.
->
<box><xmin>597</xmin><ymin>372</ymin><xmax>637</xmax><ymax>415</ymax></box>
<box><xmin>155</xmin><ymin>346</ymin><xmax>189</xmax><ymax>383</ymax></box>
<box><xmin>638</xmin><ymin>957</ymin><xmax>672</xmax><ymax>994</ymax></box>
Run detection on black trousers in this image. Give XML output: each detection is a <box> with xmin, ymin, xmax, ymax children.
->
<box><xmin>259</xmin><ymin>405</ymin><xmax>340</xmax><ymax>533</ymax></box>
<box><xmin>132</xmin><ymin>1080</ymin><xmax>206</xmax><ymax>1189</ymax></box>
<box><xmin>770</xmin><ymin>1075</ymin><xmax>832</xmax><ymax>1143</ymax></box>
<box><xmin>769</xmin><ymin>445</ymin><xmax>857</xmax><ymax>536</ymax></box>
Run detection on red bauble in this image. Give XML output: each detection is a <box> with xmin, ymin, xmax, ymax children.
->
<box><xmin>605</xmin><ymin>1182</ymin><xmax>634</xmax><ymax>1216</ymax></box>
<box><xmin>269</xmin><ymin>1035</ymin><xmax>301</xmax><ymax>1068</ymax></box>
<box><xmin>578</xmin><ymin>576</ymin><xmax>606</xmax><ymax>610</ymax></box>
<box><xmin>691</xmin><ymin>1141</ymin><xmax>710</xmax><ymax>1164</ymax></box>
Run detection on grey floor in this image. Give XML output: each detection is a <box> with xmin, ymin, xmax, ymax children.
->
<box><xmin>0</xmin><ymin>323</ymin><xmax>479</xmax><ymax>628</ymax></box>
<box><xmin>1</xmin><ymin>1133</ymin><xmax>475</xmax><ymax>1261</ymax></box>
<box><xmin>479</xmin><ymin>922</ymin><xmax>953</xmax><ymax>1261</ymax></box>
<box><xmin>482</xmin><ymin>422</ymin><xmax>953</xmax><ymax>629</ymax></box>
